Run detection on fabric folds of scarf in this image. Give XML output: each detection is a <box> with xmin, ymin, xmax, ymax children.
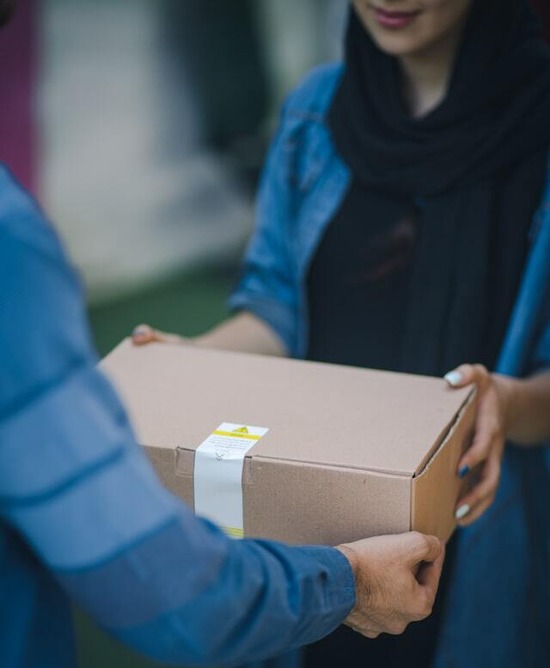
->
<box><xmin>327</xmin><ymin>0</ymin><xmax>550</xmax><ymax>376</ymax></box>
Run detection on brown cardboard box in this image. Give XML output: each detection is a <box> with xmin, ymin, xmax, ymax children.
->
<box><xmin>102</xmin><ymin>339</ymin><xmax>476</xmax><ymax>545</ymax></box>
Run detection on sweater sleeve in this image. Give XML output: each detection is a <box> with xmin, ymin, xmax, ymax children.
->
<box><xmin>0</xmin><ymin>172</ymin><xmax>355</xmax><ymax>665</ymax></box>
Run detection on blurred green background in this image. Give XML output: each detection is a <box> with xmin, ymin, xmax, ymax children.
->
<box><xmin>80</xmin><ymin>265</ymin><xmax>235</xmax><ymax>668</ymax></box>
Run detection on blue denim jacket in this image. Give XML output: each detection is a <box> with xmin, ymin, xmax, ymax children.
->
<box><xmin>231</xmin><ymin>64</ymin><xmax>550</xmax><ymax>668</ymax></box>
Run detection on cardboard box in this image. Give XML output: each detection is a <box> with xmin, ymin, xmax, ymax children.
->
<box><xmin>102</xmin><ymin>340</ymin><xmax>476</xmax><ymax>545</ymax></box>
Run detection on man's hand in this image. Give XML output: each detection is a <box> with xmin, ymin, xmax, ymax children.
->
<box><xmin>336</xmin><ymin>532</ymin><xmax>444</xmax><ymax>639</ymax></box>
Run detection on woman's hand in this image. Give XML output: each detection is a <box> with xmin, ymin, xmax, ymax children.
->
<box><xmin>444</xmin><ymin>364</ymin><xmax>512</xmax><ymax>527</ymax></box>
<box><xmin>132</xmin><ymin>324</ymin><xmax>187</xmax><ymax>346</ymax></box>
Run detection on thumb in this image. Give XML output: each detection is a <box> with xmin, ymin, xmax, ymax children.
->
<box><xmin>405</xmin><ymin>534</ymin><xmax>443</xmax><ymax>567</ymax></box>
<box><xmin>417</xmin><ymin>543</ymin><xmax>445</xmax><ymax>602</ymax></box>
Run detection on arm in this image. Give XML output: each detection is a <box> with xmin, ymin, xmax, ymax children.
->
<box><xmin>0</xmin><ymin>225</ymin><xmax>349</xmax><ymax>664</ymax></box>
<box><xmin>133</xmin><ymin>312</ymin><xmax>286</xmax><ymax>357</ymax></box>
<box><xmin>496</xmin><ymin>370</ymin><xmax>550</xmax><ymax>445</ymax></box>
<box><xmin>0</xmin><ymin>368</ymin><xmax>353</xmax><ymax>665</ymax></box>
<box><xmin>0</xmin><ymin>199</ymin><xmax>443</xmax><ymax>664</ymax></box>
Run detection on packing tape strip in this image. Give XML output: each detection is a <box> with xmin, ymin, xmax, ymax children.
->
<box><xmin>193</xmin><ymin>422</ymin><xmax>269</xmax><ymax>538</ymax></box>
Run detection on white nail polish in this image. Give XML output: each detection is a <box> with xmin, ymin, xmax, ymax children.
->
<box><xmin>444</xmin><ymin>371</ymin><xmax>463</xmax><ymax>387</ymax></box>
<box><xmin>455</xmin><ymin>504</ymin><xmax>471</xmax><ymax>520</ymax></box>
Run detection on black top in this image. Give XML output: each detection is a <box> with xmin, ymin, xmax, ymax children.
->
<box><xmin>307</xmin><ymin>184</ymin><xmax>416</xmax><ymax>371</ymax></box>
<box><xmin>306</xmin><ymin>158</ymin><xmax>545</xmax><ymax>375</ymax></box>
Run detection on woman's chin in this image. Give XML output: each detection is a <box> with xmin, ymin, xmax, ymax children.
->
<box><xmin>370</xmin><ymin>32</ymin><xmax>430</xmax><ymax>58</ymax></box>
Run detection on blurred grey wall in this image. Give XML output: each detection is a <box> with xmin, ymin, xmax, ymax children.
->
<box><xmin>39</xmin><ymin>0</ymin><xmax>347</xmax><ymax>303</ymax></box>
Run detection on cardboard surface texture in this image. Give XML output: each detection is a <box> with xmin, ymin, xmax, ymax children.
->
<box><xmin>102</xmin><ymin>340</ymin><xmax>476</xmax><ymax>545</ymax></box>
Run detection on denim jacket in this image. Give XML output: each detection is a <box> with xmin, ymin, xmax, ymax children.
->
<box><xmin>230</xmin><ymin>64</ymin><xmax>550</xmax><ymax>668</ymax></box>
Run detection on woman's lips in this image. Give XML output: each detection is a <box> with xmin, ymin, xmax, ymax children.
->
<box><xmin>373</xmin><ymin>7</ymin><xmax>421</xmax><ymax>29</ymax></box>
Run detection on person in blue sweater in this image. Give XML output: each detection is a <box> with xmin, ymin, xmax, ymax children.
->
<box><xmin>0</xmin><ymin>3</ymin><xmax>446</xmax><ymax>667</ymax></box>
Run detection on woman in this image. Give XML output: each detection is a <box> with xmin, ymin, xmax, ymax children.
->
<box><xmin>134</xmin><ymin>0</ymin><xmax>550</xmax><ymax>665</ymax></box>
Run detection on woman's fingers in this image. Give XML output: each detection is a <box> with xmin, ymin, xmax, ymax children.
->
<box><xmin>132</xmin><ymin>324</ymin><xmax>187</xmax><ymax>346</ymax></box>
<box><xmin>132</xmin><ymin>324</ymin><xmax>165</xmax><ymax>345</ymax></box>
<box><xmin>455</xmin><ymin>448</ymin><xmax>501</xmax><ymax>526</ymax></box>
<box><xmin>444</xmin><ymin>364</ymin><xmax>489</xmax><ymax>390</ymax></box>
<box><xmin>459</xmin><ymin>404</ymin><xmax>502</xmax><ymax>473</ymax></box>
<box><xmin>444</xmin><ymin>363</ymin><xmax>501</xmax><ymax>473</ymax></box>
<box><xmin>444</xmin><ymin>363</ymin><xmax>504</xmax><ymax>524</ymax></box>
<box><xmin>132</xmin><ymin>324</ymin><xmax>156</xmax><ymax>344</ymax></box>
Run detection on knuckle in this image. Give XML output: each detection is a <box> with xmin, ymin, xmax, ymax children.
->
<box><xmin>481</xmin><ymin>468</ymin><xmax>500</xmax><ymax>494</ymax></box>
<box><xmin>413</xmin><ymin>589</ymin><xmax>434</xmax><ymax>616</ymax></box>
<box><xmin>416</xmin><ymin>532</ymin><xmax>430</xmax><ymax>548</ymax></box>
<box><xmin>478</xmin><ymin>492</ymin><xmax>490</xmax><ymax>505</ymax></box>
<box><xmin>467</xmin><ymin>507</ymin><xmax>483</xmax><ymax>523</ymax></box>
<box><xmin>388</xmin><ymin>622</ymin><xmax>408</xmax><ymax>635</ymax></box>
<box><xmin>490</xmin><ymin>422</ymin><xmax>503</xmax><ymax>439</ymax></box>
<box><xmin>468</xmin><ymin>446</ymin><xmax>484</xmax><ymax>467</ymax></box>
<box><xmin>469</xmin><ymin>436</ymin><xmax>483</xmax><ymax>451</ymax></box>
<box><xmin>470</xmin><ymin>488</ymin><xmax>482</xmax><ymax>504</ymax></box>
<box><xmin>418</xmin><ymin>598</ymin><xmax>434</xmax><ymax>619</ymax></box>
<box><xmin>410</xmin><ymin>532</ymin><xmax>432</xmax><ymax>555</ymax></box>
<box><xmin>456</xmin><ymin>364</ymin><xmax>470</xmax><ymax>377</ymax></box>
<box><xmin>408</xmin><ymin>531</ymin><xmax>426</xmax><ymax>548</ymax></box>
<box><xmin>473</xmin><ymin>365</ymin><xmax>490</xmax><ymax>388</ymax></box>
<box><xmin>470</xmin><ymin>437</ymin><xmax>488</xmax><ymax>455</ymax></box>
<box><xmin>486</xmin><ymin>493</ymin><xmax>497</xmax><ymax>508</ymax></box>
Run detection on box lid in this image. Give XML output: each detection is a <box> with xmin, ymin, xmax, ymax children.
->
<box><xmin>103</xmin><ymin>340</ymin><xmax>472</xmax><ymax>477</ymax></box>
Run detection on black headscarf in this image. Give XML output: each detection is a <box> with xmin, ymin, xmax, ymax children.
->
<box><xmin>330</xmin><ymin>0</ymin><xmax>550</xmax><ymax>195</ymax></box>
<box><xmin>322</xmin><ymin>0</ymin><xmax>550</xmax><ymax>376</ymax></box>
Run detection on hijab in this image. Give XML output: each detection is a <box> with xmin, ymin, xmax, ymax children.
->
<box><xmin>330</xmin><ymin>0</ymin><xmax>550</xmax><ymax>195</ymax></box>
<box><xmin>322</xmin><ymin>0</ymin><xmax>550</xmax><ymax>375</ymax></box>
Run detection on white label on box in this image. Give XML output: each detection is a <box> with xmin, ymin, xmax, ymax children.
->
<box><xmin>193</xmin><ymin>422</ymin><xmax>269</xmax><ymax>538</ymax></box>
